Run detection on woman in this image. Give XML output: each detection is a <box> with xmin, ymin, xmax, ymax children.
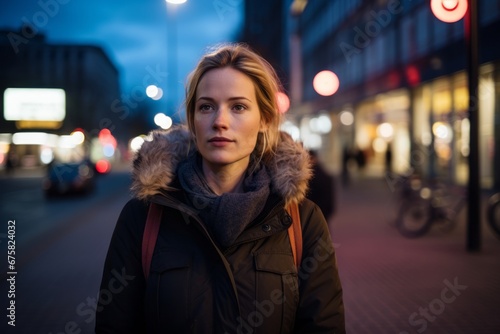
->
<box><xmin>96</xmin><ymin>43</ymin><xmax>345</xmax><ymax>333</ymax></box>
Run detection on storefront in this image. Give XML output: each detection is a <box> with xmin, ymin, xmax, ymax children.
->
<box><xmin>327</xmin><ymin>62</ymin><xmax>497</xmax><ymax>188</ymax></box>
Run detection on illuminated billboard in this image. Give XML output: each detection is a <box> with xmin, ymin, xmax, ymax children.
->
<box><xmin>4</xmin><ymin>88</ymin><xmax>66</xmax><ymax>122</ymax></box>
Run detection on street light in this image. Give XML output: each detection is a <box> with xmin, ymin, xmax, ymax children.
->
<box><xmin>165</xmin><ymin>0</ymin><xmax>186</xmax><ymax>117</ymax></box>
<box><xmin>430</xmin><ymin>0</ymin><xmax>480</xmax><ymax>252</ymax></box>
<box><xmin>154</xmin><ymin>113</ymin><xmax>173</xmax><ymax>130</ymax></box>
<box><xmin>146</xmin><ymin>84</ymin><xmax>163</xmax><ymax>101</ymax></box>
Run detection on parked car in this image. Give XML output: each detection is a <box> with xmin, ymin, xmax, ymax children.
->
<box><xmin>43</xmin><ymin>160</ymin><xmax>96</xmax><ymax>197</ymax></box>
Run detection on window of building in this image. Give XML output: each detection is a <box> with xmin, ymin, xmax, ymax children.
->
<box><xmin>364</xmin><ymin>43</ymin><xmax>374</xmax><ymax>77</ymax></box>
<box><xmin>415</xmin><ymin>6</ymin><xmax>429</xmax><ymax>57</ymax></box>
<box><xmin>432</xmin><ymin>18</ymin><xmax>448</xmax><ymax>50</ymax></box>
<box><xmin>400</xmin><ymin>16</ymin><xmax>412</xmax><ymax>64</ymax></box>
<box><xmin>352</xmin><ymin>52</ymin><xmax>363</xmax><ymax>84</ymax></box>
<box><xmin>451</xmin><ymin>18</ymin><xmax>464</xmax><ymax>41</ymax></box>
<box><xmin>385</xmin><ymin>28</ymin><xmax>397</xmax><ymax>68</ymax></box>
<box><xmin>480</xmin><ymin>0</ymin><xmax>500</xmax><ymax>25</ymax></box>
<box><xmin>372</xmin><ymin>34</ymin><xmax>384</xmax><ymax>76</ymax></box>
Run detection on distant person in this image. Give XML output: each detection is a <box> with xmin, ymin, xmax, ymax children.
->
<box><xmin>307</xmin><ymin>150</ymin><xmax>336</xmax><ymax>221</ymax></box>
<box><xmin>355</xmin><ymin>147</ymin><xmax>367</xmax><ymax>172</ymax></box>
<box><xmin>385</xmin><ymin>142</ymin><xmax>393</xmax><ymax>174</ymax></box>
<box><xmin>341</xmin><ymin>145</ymin><xmax>352</xmax><ymax>187</ymax></box>
<box><xmin>96</xmin><ymin>43</ymin><xmax>345</xmax><ymax>333</ymax></box>
<box><xmin>5</xmin><ymin>148</ymin><xmax>16</xmax><ymax>174</ymax></box>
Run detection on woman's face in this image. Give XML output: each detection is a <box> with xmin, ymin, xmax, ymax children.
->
<box><xmin>194</xmin><ymin>67</ymin><xmax>265</xmax><ymax>172</ymax></box>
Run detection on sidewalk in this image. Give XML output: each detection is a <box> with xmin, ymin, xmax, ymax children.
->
<box><xmin>0</xmin><ymin>166</ymin><xmax>45</xmax><ymax>179</ymax></box>
<box><xmin>330</xmin><ymin>177</ymin><xmax>500</xmax><ymax>334</ymax></box>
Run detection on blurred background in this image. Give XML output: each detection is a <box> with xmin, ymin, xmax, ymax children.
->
<box><xmin>1</xmin><ymin>0</ymin><xmax>500</xmax><ymax>333</ymax></box>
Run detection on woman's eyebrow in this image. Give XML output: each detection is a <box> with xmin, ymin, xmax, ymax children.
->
<box><xmin>196</xmin><ymin>96</ymin><xmax>253</xmax><ymax>102</ymax></box>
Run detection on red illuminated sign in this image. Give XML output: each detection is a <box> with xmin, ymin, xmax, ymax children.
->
<box><xmin>430</xmin><ymin>0</ymin><xmax>467</xmax><ymax>23</ymax></box>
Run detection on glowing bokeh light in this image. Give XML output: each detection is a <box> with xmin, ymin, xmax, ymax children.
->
<box><xmin>339</xmin><ymin>111</ymin><xmax>354</xmax><ymax>126</ymax></box>
<box><xmin>309</xmin><ymin>114</ymin><xmax>332</xmax><ymax>134</ymax></box>
<box><xmin>280</xmin><ymin>121</ymin><xmax>300</xmax><ymax>141</ymax></box>
<box><xmin>313</xmin><ymin>70</ymin><xmax>339</xmax><ymax>96</ymax></box>
<box><xmin>377</xmin><ymin>122</ymin><xmax>394</xmax><ymax>139</ymax></box>
<box><xmin>154</xmin><ymin>113</ymin><xmax>173</xmax><ymax>130</ymax></box>
<box><xmin>130</xmin><ymin>136</ymin><xmax>145</xmax><ymax>152</ymax></box>
<box><xmin>95</xmin><ymin>159</ymin><xmax>111</xmax><ymax>174</ymax></box>
<box><xmin>276</xmin><ymin>92</ymin><xmax>290</xmax><ymax>114</ymax></box>
<box><xmin>430</xmin><ymin>0</ymin><xmax>467</xmax><ymax>23</ymax></box>
<box><xmin>146</xmin><ymin>85</ymin><xmax>163</xmax><ymax>100</ymax></box>
<box><xmin>146</xmin><ymin>85</ymin><xmax>159</xmax><ymax>98</ymax></box>
<box><xmin>70</xmin><ymin>130</ymin><xmax>85</xmax><ymax>145</ymax></box>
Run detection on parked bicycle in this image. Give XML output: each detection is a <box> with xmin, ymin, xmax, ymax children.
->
<box><xmin>487</xmin><ymin>192</ymin><xmax>500</xmax><ymax>239</ymax></box>
<box><xmin>393</xmin><ymin>171</ymin><xmax>500</xmax><ymax>239</ymax></box>
<box><xmin>392</xmin><ymin>172</ymin><xmax>465</xmax><ymax>238</ymax></box>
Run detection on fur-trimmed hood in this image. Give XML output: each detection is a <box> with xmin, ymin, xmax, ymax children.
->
<box><xmin>131</xmin><ymin>125</ymin><xmax>312</xmax><ymax>205</ymax></box>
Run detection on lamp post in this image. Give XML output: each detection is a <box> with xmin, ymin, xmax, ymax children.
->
<box><xmin>430</xmin><ymin>0</ymin><xmax>480</xmax><ymax>252</ymax></box>
<box><xmin>165</xmin><ymin>0</ymin><xmax>186</xmax><ymax>117</ymax></box>
<box><xmin>464</xmin><ymin>0</ymin><xmax>480</xmax><ymax>252</ymax></box>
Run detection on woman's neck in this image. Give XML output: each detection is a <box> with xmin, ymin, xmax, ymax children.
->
<box><xmin>201</xmin><ymin>160</ymin><xmax>248</xmax><ymax>195</ymax></box>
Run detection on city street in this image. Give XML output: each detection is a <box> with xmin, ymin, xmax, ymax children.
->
<box><xmin>0</xmin><ymin>169</ymin><xmax>133</xmax><ymax>334</ymax></box>
<box><xmin>1</xmin><ymin>169</ymin><xmax>499</xmax><ymax>333</ymax></box>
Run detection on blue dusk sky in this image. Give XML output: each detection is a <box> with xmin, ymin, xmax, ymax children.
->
<box><xmin>1</xmin><ymin>0</ymin><xmax>244</xmax><ymax>116</ymax></box>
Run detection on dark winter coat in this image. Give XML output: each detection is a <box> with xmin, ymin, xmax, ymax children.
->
<box><xmin>95</xmin><ymin>126</ymin><xmax>345</xmax><ymax>334</ymax></box>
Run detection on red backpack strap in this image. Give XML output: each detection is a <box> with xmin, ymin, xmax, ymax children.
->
<box><xmin>286</xmin><ymin>202</ymin><xmax>302</xmax><ymax>269</ymax></box>
<box><xmin>142</xmin><ymin>202</ymin><xmax>163</xmax><ymax>280</ymax></box>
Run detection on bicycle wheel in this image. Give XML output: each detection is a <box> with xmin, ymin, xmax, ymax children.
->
<box><xmin>396</xmin><ymin>199</ymin><xmax>433</xmax><ymax>238</ymax></box>
<box><xmin>487</xmin><ymin>193</ymin><xmax>500</xmax><ymax>239</ymax></box>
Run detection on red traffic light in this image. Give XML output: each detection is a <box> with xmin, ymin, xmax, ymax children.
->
<box><xmin>430</xmin><ymin>0</ymin><xmax>467</xmax><ymax>23</ymax></box>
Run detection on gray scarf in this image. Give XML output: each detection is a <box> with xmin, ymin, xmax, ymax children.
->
<box><xmin>178</xmin><ymin>153</ymin><xmax>271</xmax><ymax>248</ymax></box>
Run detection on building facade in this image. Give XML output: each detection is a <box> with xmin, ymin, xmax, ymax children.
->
<box><xmin>0</xmin><ymin>27</ymin><xmax>122</xmax><ymax>168</ymax></box>
<box><xmin>287</xmin><ymin>0</ymin><xmax>500</xmax><ymax>189</ymax></box>
<box><xmin>241</xmin><ymin>0</ymin><xmax>293</xmax><ymax>92</ymax></box>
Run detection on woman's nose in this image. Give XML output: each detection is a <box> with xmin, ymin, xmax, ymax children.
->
<box><xmin>212</xmin><ymin>107</ymin><xmax>229</xmax><ymax>129</ymax></box>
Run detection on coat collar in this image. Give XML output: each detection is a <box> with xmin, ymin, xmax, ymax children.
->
<box><xmin>131</xmin><ymin>125</ymin><xmax>312</xmax><ymax>205</ymax></box>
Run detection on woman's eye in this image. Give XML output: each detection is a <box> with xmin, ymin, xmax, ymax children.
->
<box><xmin>199</xmin><ymin>104</ymin><xmax>213</xmax><ymax>112</ymax></box>
<box><xmin>233</xmin><ymin>104</ymin><xmax>246</xmax><ymax>112</ymax></box>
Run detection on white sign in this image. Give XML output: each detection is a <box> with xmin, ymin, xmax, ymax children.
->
<box><xmin>4</xmin><ymin>88</ymin><xmax>66</xmax><ymax>121</ymax></box>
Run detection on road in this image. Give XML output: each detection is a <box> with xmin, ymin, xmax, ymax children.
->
<box><xmin>0</xmin><ymin>170</ymin><xmax>133</xmax><ymax>334</ymax></box>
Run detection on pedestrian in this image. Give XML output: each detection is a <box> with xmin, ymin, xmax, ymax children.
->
<box><xmin>96</xmin><ymin>43</ymin><xmax>345</xmax><ymax>333</ymax></box>
<box><xmin>385</xmin><ymin>142</ymin><xmax>393</xmax><ymax>174</ymax></box>
<box><xmin>5</xmin><ymin>147</ymin><xmax>16</xmax><ymax>174</ymax></box>
<box><xmin>307</xmin><ymin>150</ymin><xmax>336</xmax><ymax>222</ymax></box>
<box><xmin>341</xmin><ymin>145</ymin><xmax>351</xmax><ymax>187</ymax></box>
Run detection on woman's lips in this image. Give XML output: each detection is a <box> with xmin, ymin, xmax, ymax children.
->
<box><xmin>208</xmin><ymin>137</ymin><xmax>234</xmax><ymax>146</ymax></box>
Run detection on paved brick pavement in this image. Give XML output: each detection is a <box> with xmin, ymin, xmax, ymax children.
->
<box><xmin>329</xmin><ymin>177</ymin><xmax>500</xmax><ymax>334</ymax></box>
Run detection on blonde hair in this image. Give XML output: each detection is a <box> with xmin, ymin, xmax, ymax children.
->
<box><xmin>185</xmin><ymin>43</ymin><xmax>283</xmax><ymax>165</ymax></box>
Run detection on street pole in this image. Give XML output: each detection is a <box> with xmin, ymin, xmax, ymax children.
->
<box><xmin>165</xmin><ymin>0</ymin><xmax>186</xmax><ymax>118</ymax></box>
<box><xmin>166</xmin><ymin>4</ymin><xmax>177</xmax><ymax>116</ymax></box>
<box><xmin>465</xmin><ymin>0</ymin><xmax>480</xmax><ymax>252</ymax></box>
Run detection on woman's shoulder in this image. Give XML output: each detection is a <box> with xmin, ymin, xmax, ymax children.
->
<box><xmin>115</xmin><ymin>198</ymin><xmax>150</xmax><ymax>232</ymax></box>
<box><xmin>297</xmin><ymin>198</ymin><xmax>329</xmax><ymax>234</ymax></box>
<box><xmin>121</xmin><ymin>197</ymin><xmax>149</xmax><ymax>214</ymax></box>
